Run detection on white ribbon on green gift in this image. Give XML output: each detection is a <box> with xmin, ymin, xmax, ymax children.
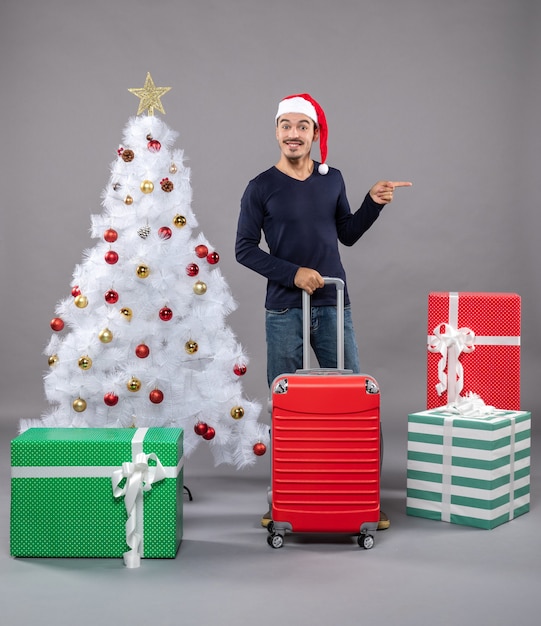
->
<box><xmin>427</xmin><ymin>292</ymin><xmax>521</xmax><ymax>403</ymax></box>
<box><xmin>111</xmin><ymin>428</ymin><xmax>167</xmax><ymax>569</ymax></box>
<box><xmin>508</xmin><ymin>419</ymin><xmax>516</xmax><ymax>521</ymax></box>
<box><xmin>441</xmin><ymin>417</ymin><xmax>453</xmax><ymax>523</ymax></box>
<box><xmin>438</xmin><ymin>406</ymin><xmax>517</xmax><ymax>523</ymax></box>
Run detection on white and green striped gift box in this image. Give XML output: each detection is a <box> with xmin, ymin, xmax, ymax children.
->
<box><xmin>11</xmin><ymin>427</ymin><xmax>183</xmax><ymax>560</ymax></box>
<box><xmin>407</xmin><ymin>409</ymin><xmax>530</xmax><ymax>529</ymax></box>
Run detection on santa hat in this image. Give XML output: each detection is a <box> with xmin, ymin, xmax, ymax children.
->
<box><xmin>275</xmin><ymin>93</ymin><xmax>329</xmax><ymax>175</ymax></box>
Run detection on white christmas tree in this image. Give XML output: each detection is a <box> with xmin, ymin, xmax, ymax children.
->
<box><xmin>29</xmin><ymin>73</ymin><xmax>268</xmax><ymax>469</ymax></box>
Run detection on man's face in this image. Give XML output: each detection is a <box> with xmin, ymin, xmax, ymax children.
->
<box><xmin>276</xmin><ymin>112</ymin><xmax>319</xmax><ymax>162</ymax></box>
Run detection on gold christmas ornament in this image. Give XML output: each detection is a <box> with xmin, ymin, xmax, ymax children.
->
<box><xmin>78</xmin><ymin>355</ymin><xmax>93</xmax><ymax>370</ymax></box>
<box><xmin>127</xmin><ymin>377</ymin><xmax>142</xmax><ymax>392</ymax></box>
<box><xmin>48</xmin><ymin>354</ymin><xmax>59</xmax><ymax>366</ymax></box>
<box><xmin>120</xmin><ymin>307</ymin><xmax>133</xmax><ymax>321</ymax></box>
<box><xmin>169</xmin><ymin>163</ymin><xmax>178</xmax><ymax>174</ymax></box>
<box><xmin>230</xmin><ymin>406</ymin><xmax>245</xmax><ymax>420</ymax></box>
<box><xmin>140</xmin><ymin>180</ymin><xmax>154</xmax><ymax>194</ymax></box>
<box><xmin>193</xmin><ymin>281</ymin><xmax>207</xmax><ymax>295</ymax></box>
<box><xmin>74</xmin><ymin>294</ymin><xmax>88</xmax><ymax>308</ymax></box>
<box><xmin>185</xmin><ymin>340</ymin><xmax>198</xmax><ymax>354</ymax></box>
<box><xmin>98</xmin><ymin>328</ymin><xmax>113</xmax><ymax>343</ymax></box>
<box><xmin>73</xmin><ymin>397</ymin><xmax>87</xmax><ymax>412</ymax></box>
<box><xmin>136</xmin><ymin>264</ymin><xmax>150</xmax><ymax>278</ymax></box>
<box><xmin>173</xmin><ymin>214</ymin><xmax>186</xmax><ymax>228</ymax></box>
<box><xmin>128</xmin><ymin>72</ymin><xmax>171</xmax><ymax>116</ymax></box>
<box><xmin>124</xmin><ymin>194</ymin><xmax>134</xmax><ymax>205</ymax></box>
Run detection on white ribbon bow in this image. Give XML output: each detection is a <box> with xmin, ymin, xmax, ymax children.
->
<box><xmin>445</xmin><ymin>391</ymin><xmax>496</xmax><ymax>417</ymax></box>
<box><xmin>428</xmin><ymin>323</ymin><xmax>476</xmax><ymax>400</ymax></box>
<box><xmin>112</xmin><ymin>452</ymin><xmax>166</xmax><ymax>568</ymax></box>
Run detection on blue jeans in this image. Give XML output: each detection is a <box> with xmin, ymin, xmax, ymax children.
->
<box><xmin>265</xmin><ymin>305</ymin><xmax>361</xmax><ymax>387</ymax></box>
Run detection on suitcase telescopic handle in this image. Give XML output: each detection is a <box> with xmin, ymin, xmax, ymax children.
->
<box><xmin>302</xmin><ymin>277</ymin><xmax>345</xmax><ymax>370</ymax></box>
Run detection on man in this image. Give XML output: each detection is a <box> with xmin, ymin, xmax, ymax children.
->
<box><xmin>235</xmin><ymin>93</ymin><xmax>411</xmax><ymax>530</ymax></box>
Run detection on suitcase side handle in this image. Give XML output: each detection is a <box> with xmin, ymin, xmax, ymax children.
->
<box><xmin>302</xmin><ymin>277</ymin><xmax>345</xmax><ymax>370</ymax></box>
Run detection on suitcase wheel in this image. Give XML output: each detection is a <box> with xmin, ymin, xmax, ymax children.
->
<box><xmin>267</xmin><ymin>533</ymin><xmax>284</xmax><ymax>549</ymax></box>
<box><xmin>358</xmin><ymin>533</ymin><xmax>375</xmax><ymax>550</ymax></box>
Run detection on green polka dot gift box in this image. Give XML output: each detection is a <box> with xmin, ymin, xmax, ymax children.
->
<box><xmin>10</xmin><ymin>427</ymin><xmax>183</xmax><ymax>566</ymax></box>
<box><xmin>407</xmin><ymin>409</ymin><xmax>530</xmax><ymax>529</ymax></box>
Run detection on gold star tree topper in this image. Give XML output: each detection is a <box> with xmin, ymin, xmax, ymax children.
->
<box><xmin>128</xmin><ymin>72</ymin><xmax>171</xmax><ymax>116</ymax></box>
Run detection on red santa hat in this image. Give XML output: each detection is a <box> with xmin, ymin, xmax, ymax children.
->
<box><xmin>275</xmin><ymin>93</ymin><xmax>329</xmax><ymax>175</ymax></box>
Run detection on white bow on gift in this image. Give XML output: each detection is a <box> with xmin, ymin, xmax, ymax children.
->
<box><xmin>446</xmin><ymin>391</ymin><xmax>496</xmax><ymax>417</ymax></box>
<box><xmin>428</xmin><ymin>323</ymin><xmax>476</xmax><ymax>401</ymax></box>
<box><xmin>111</xmin><ymin>452</ymin><xmax>166</xmax><ymax>568</ymax></box>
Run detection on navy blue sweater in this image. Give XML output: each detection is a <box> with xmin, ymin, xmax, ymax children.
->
<box><xmin>235</xmin><ymin>164</ymin><xmax>383</xmax><ymax>309</ymax></box>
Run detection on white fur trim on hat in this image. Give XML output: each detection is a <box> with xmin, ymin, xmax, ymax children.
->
<box><xmin>275</xmin><ymin>97</ymin><xmax>318</xmax><ymax>126</ymax></box>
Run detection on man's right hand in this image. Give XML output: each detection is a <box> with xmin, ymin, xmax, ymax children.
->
<box><xmin>294</xmin><ymin>267</ymin><xmax>325</xmax><ymax>295</ymax></box>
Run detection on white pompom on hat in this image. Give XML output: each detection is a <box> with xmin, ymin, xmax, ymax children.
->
<box><xmin>275</xmin><ymin>93</ymin><xmax>329</xmax><ymax>175</ymax></box>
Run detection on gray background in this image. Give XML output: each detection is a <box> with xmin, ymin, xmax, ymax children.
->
<box><xmin>1</xmin><ymin>2</ymin><xmax>540</xmax><ymax>625</ymax></box>
<box><xmin>1</xmin><ymin>0</ymin><xmax>539</xmax><ymax>474</ymax></box>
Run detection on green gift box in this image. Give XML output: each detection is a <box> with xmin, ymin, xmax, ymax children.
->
<box><xmin>11</xmin><ymin>427</ymin><xmax>183</xmax><ymax>566</ymax></box>
<box><xmin>407</xmin><ymin>408</ymin><xmax>530</xmax><ymax>529</ymax></box>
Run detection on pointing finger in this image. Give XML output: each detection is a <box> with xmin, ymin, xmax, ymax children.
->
<box><xmin>390</xmin><ymin>181</ymin><xmax>413</xmax><ymax>188</ymax></box>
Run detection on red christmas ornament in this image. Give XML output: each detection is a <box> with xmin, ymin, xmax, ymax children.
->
<box><xmin>194</xmin><ymin>422</ymin><xmax>209</xmax><ymax>436</ymax></box>
<box><xmin>50</xmin><ymin>317</ymin><xmax>64</xmax><ymax>332</ymax></box>
<box><xmin>233</xmin><ymin>363</ymin><xmax>247</xmax><ymax>376</ymax></box>
<box><xmin>202</xmin><ymin>427</ymin><xmax>216</xmax><ymax>441</ymax></box>
<box><xmin>104</xmin><ymin>228</ymin><xmax>118</xmax><ymax>243</ymax></box>
<box><xmin>206</xmin><ymin>251</ymin><xmax>220</xmax><ymax>265</ymax></box>
<box><xmin>159</xmin><ymin>306</ymin><xmax>173</xmax><ymax>321</ymax></box>
<box><xmin>253</xmin><ymin>442</ymin><xmax>267</xmax><ymax>457</ymax></box>
<box><xmin>186</xmin><ymin>263</ymin><xmax>199</xmax><ymax>277</ymax></box>
<box><xmin>104</xmin><ymin>392</ymin><xmax>119</xmax><ymax>406</ymax></box>
<box><xmin>105</xmin><ymin>250</ymin><xmax>119</xmax><ymax>265</ymax></box>
<box><xmin>149</xmin><ymin>389</ymin><xmax>164</xmax><ymax>404</ymax></box>
<box><xmin>195</xmin><ymin>244</ymin><xmax>208</xmax><ymax>258</ymax></box>
<box><xmin>104</xmin><ymin>289</ymin><xmax>119</xmax><ymax>304</ymax></box>
<box><xmin>135</xmin><ymin>343</ymin><xmax>150</xmax><ymax>358</ymax></box>
<box><xmin>158</xmin><ymin>226</ymin><xmax>172</xmax><ymax>240</ymax></box>
<box><xmin>71</xmin><ymin>285</ymin><xmax>81</xmax><ymax>297</ymax></box>
<box><xmin>147</xmin><ymin>139</ymin><xmax>162</xmax><ymax>152</ymax></box>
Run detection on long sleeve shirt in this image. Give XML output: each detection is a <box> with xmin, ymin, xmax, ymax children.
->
<box><xmin>235</xmin><ymin>164</ymin><xmax>383</xmax><ymax>309</ymax></box>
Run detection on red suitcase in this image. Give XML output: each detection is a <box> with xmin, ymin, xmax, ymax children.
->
<box><xmin>267</xmin><ymin>278</ymin><xmax>381</xmax><ymax>549</ymax></box>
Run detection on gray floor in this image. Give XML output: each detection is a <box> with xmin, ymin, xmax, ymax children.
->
<box><xmin>1</xmin><ymin>420</ymin><xmax>540</xmax><ymax>626</ymax></box>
